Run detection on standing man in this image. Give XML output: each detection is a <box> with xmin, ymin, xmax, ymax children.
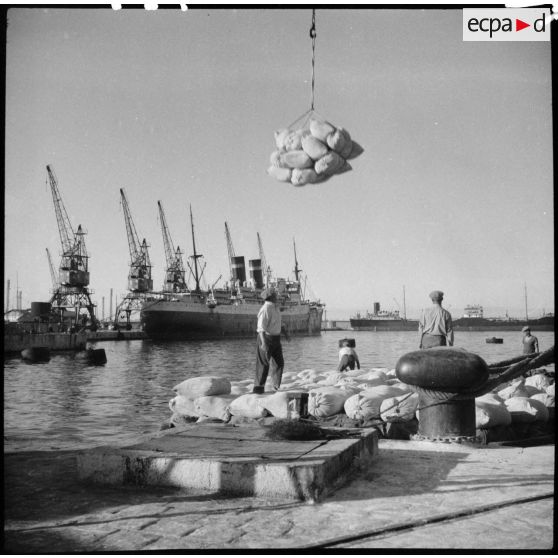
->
<box><xmin>418</xmin><ymin>290</ymin><xmax>454</xmax><ymax>349</ymax></box>
<box><xmin>253</xmin><ymin>288</ymin><xmax>289</xmax><ymax>394</ymax></box>
<box><xmin>521</xmin><ymin>326</ymin><xmax>539</xmax><ymax>354</ymax></box>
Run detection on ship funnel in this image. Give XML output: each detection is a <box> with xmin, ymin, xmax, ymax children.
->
<box><xmin>248</xmin><ymin>259</ymin><xmax>264</xmax><ymax>289</ymax></box>
<box><xmin>373</xmin><ymin>302</ymin><xmax>380</xmax><ymax>314</ymax></box>
<box><xmin>231</xmin><ymin>256</ymin><xmax>246</xmax><ymax>284</ymax></box>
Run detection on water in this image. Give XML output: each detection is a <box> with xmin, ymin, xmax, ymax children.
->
<box><xmin>3</xmin><ymin>330</ymin><xmax>554</xmax><ymax>453</ymax></box>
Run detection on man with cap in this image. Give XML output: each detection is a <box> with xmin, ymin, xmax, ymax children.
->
<box><xmin>253</xmin><ymin>287</ymin><xmax>289</xmax><ymax>394</ymax></box>
<box><xmin>418</xmin><ymin>290</ymin><xmax>454</xmax><ymax>349</ymax></box>
<box><xmin>521</xmin><ymin>326</ymin><xmax>539</xmax><ymax>355</ymax></box>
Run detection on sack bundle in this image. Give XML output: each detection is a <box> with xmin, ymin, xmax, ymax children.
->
<box><xmin>173</xmin><ymin>376</ymin><xmax>231</xmax><ymax>398</ymax></box>
<box><xmin>228</xmin><ymin>393</ymin><xmax>270</xmax><ymax>419</ymax></box>
<box><xmin>194</xmin><ymin>395</ymin><xmax>237</xmax><ymax>422</ymax></box>
<box><xmin>504</xmin><ymin>396</ymin><xmax>549</xmax><ymax>423</ymax></box>
<box><xmin>475</xmin><ymin>399</ymin><xmax>512</xmax><ymax>429</ymax></box>
<box><xmin>308</xmin><ymin>386</ymin><xmax>351</xmax><ymax>418</ymax></box>
<box><xmin>380</xmin><ymin>392</ymin><xmax>419</xmax><ymax>423</ymax></box>
<box><xmin>268</xmin><ymin>114</ymin><xmax>363</xmax><ymax>187</ymax></box>
<box><xmin>169</xmin><ymin>394</ymin><xmax>199</xmax><ymax>418</ymax></box>
<box><xmin>344</xmin><ymin>385</ymin><xmax>407</xmax><ymax>421</ymax></box>
<box><xmin>525</xmin><ymin>373</ymin><xmax>552</xmax><ymax>392</ymax></box>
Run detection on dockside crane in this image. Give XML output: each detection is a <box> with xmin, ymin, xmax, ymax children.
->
<box><xmin>46</xmin><ymin>164</ymin><xmax>98</xmax><ymax>330</ymax></box>
<box><xmin>115</xmin><ymin>188</ymin><xmax>154</xmax><ymax>329</ymax></box>
<box><xmin>158</xmin><ymin>201</ymin><xmax>188</xmax><ymax>293</ymax></box>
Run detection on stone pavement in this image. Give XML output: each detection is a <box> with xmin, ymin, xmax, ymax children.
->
<box><xmin>3</xmin><ymin>438</ymin><xmax>554</xmax><ymax>551</ymax></box>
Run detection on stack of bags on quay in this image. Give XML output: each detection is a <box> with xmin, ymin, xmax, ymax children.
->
<box><xmin>168</xmin><ymin>364</ymin><xmax>555</xmax><ymax>440</ymax></box>
<box><xmin>475</xmin><ymin>369</ymin><xmax>555</xmax><ymax>440</ymax></box>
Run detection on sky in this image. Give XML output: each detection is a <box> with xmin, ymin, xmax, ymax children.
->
<box><xmin>4</xmin><ymin>6</ymin><xmax>554</xmax><ymax>321</ymax></box>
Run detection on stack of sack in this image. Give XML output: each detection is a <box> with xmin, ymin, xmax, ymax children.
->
<box><xmin>166</xmin><ymin>367</ymin><xmax>419</xmax><ymax>430</ymax></box>
<box><xmin>475</xmin><ymin>374</ymin><xmax>555</xmax><ymax>434</ymax></box>
<box><xmin>268</xmin><ymin>116</ymin><xmax>363</xmax><ymax>187</ymax></box>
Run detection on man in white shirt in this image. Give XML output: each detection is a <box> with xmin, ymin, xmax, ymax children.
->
<box><xmin>418</xmin><ymin>290</ymin><xmax>454</xmax><ymax>349</ymax></box>
<box><xmin>253</xmin><ymin>288</ymin><xmax>287</xmax><ymax>394</ymax></box>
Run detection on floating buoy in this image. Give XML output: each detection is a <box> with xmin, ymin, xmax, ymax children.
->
<box><xmin>21</xmin><ymin>346</ymin><xmax>51</xmax><ymax>362</ymax></box>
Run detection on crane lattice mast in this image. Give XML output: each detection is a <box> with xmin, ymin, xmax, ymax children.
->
<box><xmin>46</xmin><ymin>165</ymin><xmax>97</xmax><ymax>329</ymax></box>
<box><xmin>293</xmin><ymin>238</ymin><xmax>302</xmax><ymax>283</ymax></box>
<box><xmin>158</xmin><ymin>200</ymin><xmax>188</xmax><ymax>293</ymax></box>
<box><xmin>46</xmin><ymin>248</ymin><xmax>58</xmax><ymax>291</ymax></box>
<box><xmin>120</xmin><ymin>189</ymin><xmax>153</xmax><ymax>293</ymax></box>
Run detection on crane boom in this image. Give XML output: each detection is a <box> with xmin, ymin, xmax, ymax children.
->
<box><xmin>293</xmin><ymin>238</ymin><xmax>301</xmax><ymax>283</ymax></box>
<box><xmin>120</xmin><ymin>189</ymin><xmax>152</xmax><ymax>293</ymax></box>
<box><xmin>46</xmin><ymin>165</ymin><xmax>75</xmax><ymax>254</ymax></box>
<box><xmin>158</xmin><ymin>201</ymin><xmax>187</xmax><ymax>292</ymax></box>
<box><xmin>224</xmin><ymin>221</ymin><xmax>236</xmax><ymax>284</ymax></box>
<box><xmin>46</xmin><ymin>248</ymin><xmax>58</xmax><ymax>290</ymax></box>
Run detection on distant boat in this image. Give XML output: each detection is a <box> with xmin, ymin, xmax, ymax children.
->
<box><xmin>350</xmin><ymin>301</ymin><xmax>418</xmax><ymax>332</ymax></box>
<box><xmin>453</xmin><ymin>304</ymin><xmax>554</xmax><ymax>332</ymax></box>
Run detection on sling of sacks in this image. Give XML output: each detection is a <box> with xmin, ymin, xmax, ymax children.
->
<box><xmin>267</xmin><ymin>118</ymin><xmax>363</xmax><ymax>187</ymax></box>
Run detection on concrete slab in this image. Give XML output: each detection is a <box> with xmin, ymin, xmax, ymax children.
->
<box><xmin>76</xmin><ymin>423</ymin><xmax>379</xmax><ymax>502</ymax></box>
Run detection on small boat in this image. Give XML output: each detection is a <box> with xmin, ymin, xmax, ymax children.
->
<box><xmin>486</xmin><ymin>337</ymin><xmax>504</xmax><ymax>344</ymax></box>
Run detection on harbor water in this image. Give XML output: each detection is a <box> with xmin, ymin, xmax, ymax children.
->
<box><xmin>3</xmin><ymin>329</ymin><xmax>554</xmax><ymax>453</ymax></box>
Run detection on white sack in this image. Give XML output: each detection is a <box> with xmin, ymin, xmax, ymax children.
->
<box><xmin>301</xmin><ymin>134</ymin><xmax>329</xmax><ymax>161</ymax></box>
<box><xmin>497</xmin><ymin>380</ymin><xmax>531</xmax><ymax>400</ymax></box>
<box><xmin>475</xmin><ymin>400</ymin><xmax>512</xmax><ymax>428</ymax></box>
<box><xmin>281</xmin><ymin>150</ymin><xmax>314</xmax><ymax>169</ymax></box>
<box><xmin>291</xmin><ymin>168</ymin><xmax>322</xmax><ymax>186</ymax></box>
<box><xmin>380</xmin><ymin>392</ymin><xmax>419</xmax><ymax>423</ymax></box>
<box><xmin>308</xmin><ymin>387</ymin><xmax>350</xmax><ymax>418</ymax></box>
<box><xmin>314</xmin><ymin>151</ymin><xmax>345</xmax><ymax>175</ymax></box>
<box><xmin>267</xmin><ymin>166</ymin><xmax>292</xmax><ymax>183</ymax></box>
<box><xmin>547</xmin><ymin>383</ymin><xmax>555</xmax><ymax>396</ymax></box>
<box><xmin>504</xmin><ymin>396</ymin><xmax>548</xmax><ymax>423</ymax></box>
<box><xmin>228</xmin><ymin>393</ymin><xmax>269</xmax><ymax>419</ymax></box>
<box><xmin>525</xmin><ymin>373</ymin><xmax>552</xmax><ymax>392</ymax></box>
<box><xmin>173</xmin><ymin>376</ymin><xmax>231</xmax><ymax>398</ymax></box>
<box><xmin>309</xmin><ymin>118</ymin><xmax>335</xmax><ymax>142</ymax></box>
<box><xmin>261</xmin><ymin>391</ymin><xmax>306</xmax><ymax>420</ymax></box>
<box><xmin>326</xmin><ymin>127</ymin><xmax>351</xmax><ymax>153</ymax></box>
<box><xmin>344</xmin><ymin>385</ymin><xmax>407</xmax><ymax>421</ymax></box>
<box><xmin>194</xmin><ymin>395</ymin><xmax>236</xmax><ymax>422</ymax></box>
<box><xmin>169</xmin><ymin>395</ymin><xmax>199</xmax><ymax>417</ymax></box>
<box><xmin>530</xmin><ymin>392</ymin><xmax>555</xmax><ymax>408</ymax></box>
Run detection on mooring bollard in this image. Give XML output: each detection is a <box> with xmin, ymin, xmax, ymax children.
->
<box><xmin>396</xmin><ymin>348</ymin><xmax>490</xmax><ymax>443</ymax></box>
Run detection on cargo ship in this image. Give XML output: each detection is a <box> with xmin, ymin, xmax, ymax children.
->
<box><xmin>350</xmin><ymin>301</ymin><xmax>419</xmax><ymax>332</ymax></box>
<box><xmin>140</xmin><ymin>214</ymin><xmax>324</xmax><ymax>340</ymax></box>
<box><xmin>453</xmin><ymin>305</ymin><xmax>554</xmax><ymax>331</ymax></box>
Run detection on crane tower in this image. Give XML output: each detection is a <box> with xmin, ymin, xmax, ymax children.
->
<box><xmin>158</xmin><ymin>201</ymin><xmax>188</xmax><ymax>293</ymax></box>
<box><xmin>114</xmin><ymin>189</ymin><xmax>153</xmax><ymax>329</ymax></box>
<box><xmin>46</xmin><ymin>165</ymin><xmax>98</xmax><ymax>330</ymax></box>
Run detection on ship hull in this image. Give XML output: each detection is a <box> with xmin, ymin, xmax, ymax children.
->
<box><xmin>141</xmin><ymin>299</ymin><xmax>324</xmax><ymax>340</ymax></box>
<box><xmin>453</xmin><ymin>317</ymin><xmax>554</xmax><ymax>332</ymax></box>
<box><xmin>350</xmin><ymin>319</ymin><xmax>419</xmax><ymax>332</ymax></box>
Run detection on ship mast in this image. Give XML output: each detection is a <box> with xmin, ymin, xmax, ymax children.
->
<box><xmin>293</xmin><ymin>238</ymin><xmax>301</xmax><ymax>283</ymax></box>
<box><xmin>524</xmin><ymin>282</ymin><xmax>528</xmax><ymax>321</ymax></box>
<box><xmin>403</xmin><ymin>285</ymin><xmax>407</xmax><ymax>321</ymax></box>
<box><xmin>189</xmin><ymin>205</ymin><xmax>202</xmax><ymax>293</ymax></box>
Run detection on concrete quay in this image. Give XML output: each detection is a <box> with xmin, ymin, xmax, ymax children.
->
<box><xmin>76</xmin><ymin>423</ymin><xmax>379</xmax><ymax>502</ymax></box>
<box><xmin>3</xmin><ymin>434</ymin><xmax>554</xmax><ymax>551</ymax></box>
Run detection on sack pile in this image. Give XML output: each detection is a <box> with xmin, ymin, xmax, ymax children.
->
<box><xmin>268</xmin><ymin>116</ymin><xmax>363</xmax><ymax>187</ymax></box>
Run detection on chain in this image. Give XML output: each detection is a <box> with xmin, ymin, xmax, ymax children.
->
<box><xmin>309</xmin><ymin>9</ymin><xmax>316</xmax><ymax>111</ymax></box>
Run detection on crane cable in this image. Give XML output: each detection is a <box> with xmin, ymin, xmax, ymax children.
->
<box><xmin>309</xmin><ymin>9</ymin><xmax>316</xmax><ymax>111</ymax></box>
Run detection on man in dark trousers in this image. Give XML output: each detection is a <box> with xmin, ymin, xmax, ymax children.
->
<box><xmin>252</xmin><ymin>288</ymin><xmax>289</xmax><ymax>394</ymax></box>
<box><xmin>418</xmin><ymin>290</ymin><xmax>454</xmax><ymax>349</ymax></box>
